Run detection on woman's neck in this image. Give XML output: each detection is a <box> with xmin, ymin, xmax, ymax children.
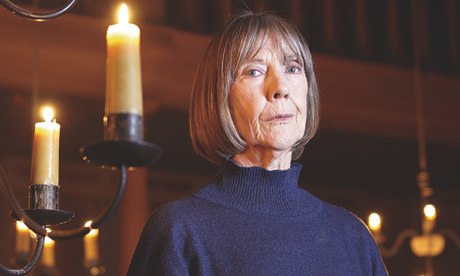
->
<box><xmin>232</xmin><ymin>147</ymin><xmax>292</xmax><ymax>170</ymax></box>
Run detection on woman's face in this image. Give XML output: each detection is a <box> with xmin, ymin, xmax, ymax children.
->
<box><xmin>230</xmin><ymin>39</ymin><xmax>308</xmax><ymax>155</ymax></box>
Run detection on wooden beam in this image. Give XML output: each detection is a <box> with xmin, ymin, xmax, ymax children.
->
<box><xmin>0</xmin><ymin>9</ymin><xmax>459</xmax><ymax>146</ymax></box>
<box><xmin>315</xmin><ymin>55</ymin><xmax>460</xmax><ymax>146</ymax></box>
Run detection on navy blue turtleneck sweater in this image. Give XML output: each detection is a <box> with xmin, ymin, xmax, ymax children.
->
<box><xmin>128</xmin><ymin>161</ymin><xmax>388</xmax><ymax>275</ymax></box>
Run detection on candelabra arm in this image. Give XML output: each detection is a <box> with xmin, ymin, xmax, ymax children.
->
<box><xmin>0</xmin><ymin>0</ymin><xmax>77</xmax><ymax>21</ymax></box>
<box><xmin>0</xmin><ymin>235</ymin><xmax>45</xmax><ymax>276</ymax></box>
<box><xmin>0</xmin><ymin>165</ymin><xmax>48</xmax><ymax>236</ymax></box>
<box><xmin>379</xmin><ymin>228</ymin><xmax>418</xmax><ymax>258</ymax></box>
<box><xmin>47</xmin><ymin>165</ymin><xmax>127</xmax><ymax>240</ymax></box>
<box><xmin>1</xmin><ymin>163</ymin><xmax>127</xmax><ymax>241</ymax></box>
<box><xmin>92</xmin><ymin>165</ymin><xmax>127</xmax><ymax>229</ymax></box>
<box><xmin>439</xmin><ymin>229</ymin><xmax>460</xmax><ymax>251</ymax></box>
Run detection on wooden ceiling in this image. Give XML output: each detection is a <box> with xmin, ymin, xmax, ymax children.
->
<box><xmin>1</xmin><ymin>0</ymin><xmax>459</xmax><ymax>142</ymax></box>
<box><xmin>27</xmin><ymin>0</ymin><xmax>460</xmax><ymax>73</ymax></box>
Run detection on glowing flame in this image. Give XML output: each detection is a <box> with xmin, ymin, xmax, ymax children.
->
<box><xmin>368</xmin><ymin>212</ymin><xmax>382</xmax><ymax>232</ymax></box>
<box><xmin>16</xmin><ymin>221</ymin><xmax>28</xmax><ymax>231</ymax></box>
<box><xmin>424</xmin><ymin>204</ymin><xmax>437</xmax><ymax>220</ymax></box>
<box><xmin>84</xmin><ymin>220</ymin><xmax>99</xmax><ymax>237</ymax></box>
<box><xmin>118</xmin><ymin>3</ymin><xmax>129</xmax><ymax>24</ymax></box>
<box><xmin>87</xmin><ymin>229</ymin><xmax>99</xmax><ymax>238</ymax></box>
<box><xmin>41</xmin><ymin>106</ymin><xmax>54</xmax><ymax>123</ymax></box>
<box><xmin>44</xmin><ymin>236</ymin><xmax>55</xmax><ymax>246</ymax></box>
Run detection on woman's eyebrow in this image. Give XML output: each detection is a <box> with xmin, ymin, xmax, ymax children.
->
<box><xmin>244</xmin><ymin>58</ymin><xmax>265</xmax><ymax>64</ymax></box>
<box><xmin>285</xmin><ymin>54</ymin><xmax>300</xmax><ymax>61</ymax></box>
<box><xmin>281</xmin><ymin>55</ymin><xmax>302</xmax><ymax>66</ymax></box>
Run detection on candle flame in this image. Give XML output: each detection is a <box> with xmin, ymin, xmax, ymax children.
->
<box><xmin>368</xmin><ymin>212</ymin><xmax>381</xmax><ymax>232</ymax></box>
<box><xmin>84</xmin><ymin>220</ymin><xmax>99</xmax><ymax>237</ymax></box>
<box><xmin>424</xmin><ymin>204</ymin><xmax>437</xmax><ymax>220</ymax></box>
<box><xmin>86</xmin><ymin>229</ymin><xmax>99</xmax><ymax>238</ymax></box>
<box><xmin>41</xmin><ymin>106</ymin><xmax>54</xmax><ymax>123</ymax></box>
<box><xmin>118</xmin><ymin>3</ymin><xmax>129</xmax><ymax>24</ymax></box>
<box><xmin>16</xmin><ymin>221</ymin><xmax>29</xmax><ymax>231</ymax></box>
<box><xmin>44</xmin><ymin>236</ymin><xmax>55</xmax><ymax>246</ymax></box>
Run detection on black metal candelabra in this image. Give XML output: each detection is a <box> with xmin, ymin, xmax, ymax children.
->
<box><xmin>0</xmin><ymin>111</ymin><xmax>161</xmax><ymax>275</ymax></box>
<box><xmin>0</xmin><ymin>2</ymin><xmax>162</xmax><ymax>275</ymax></box>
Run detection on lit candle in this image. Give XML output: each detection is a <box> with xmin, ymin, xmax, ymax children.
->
<box><xmin>15</xmin><ymin>221</ymin><xmax>30</xmax><ymax>255</ymax></box>
<box><xmin>423</xmin><ymin>204</ymin><xmax>437</xmax><ymax>233</ymax></box>
<box><xmin>30</xmin><ymin>106</ymin><xmax>60</xmax><ymax>185</ymax></box>
<box><xmin>83</xmin><ymin>221</ymin><xmax>99</xmax><ymax>268</ymax></box>
<box><xmin>106</xmin><ymin>3</ymin><xmax>143</xmax><ymax>115</ymax></box>
<box><xmin>424</xmin><ymin>204</ymin><xmax>437</xmax><ymax>221</ymax></box>
<box><xmin>41</xmin><ymin>236</ymin><xmax>55</xmax><ymax>268</ymax></box>
<box><xmin>368</xmin><ymin>212</ymin><xmax>382</xmax><ymax>234</ymax></box>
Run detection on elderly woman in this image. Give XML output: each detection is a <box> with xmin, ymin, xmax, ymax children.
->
<box><xmin>128</xmin><ymin>11</ymin><xmax>387</xmax><ymax>276</ymax></box>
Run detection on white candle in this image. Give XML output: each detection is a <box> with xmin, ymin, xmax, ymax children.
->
<box><xmin>106</xmin><ymin>3</ymin><xmax>143</xmax><ymax>115</ymax></box>
<box><xmin>41</xmin><ymin>237</ymin><xmax>55</xmax><ymax>268</ymax></box>
<box><xmin>84</xmin><ymin>228</ymin><xmax>100</xmax><ymax>267</ymax></box>
<box><xmin>30</xmin><ymin>107</ymin><xmax>60</xmax><ymax>185</ymax></box>
<box><xmin>15</xmin><ymin>221</ymin><xmax>30</xmax><ymax>254</ymax></box>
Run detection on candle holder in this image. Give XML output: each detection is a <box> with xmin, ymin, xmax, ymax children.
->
<box><xmin>104</xmin><ymin>113</ymin><xmax>143</xmax><ymax>141</ymax></box>
<box><xmin>15</xmin><ymin>184</ymin><xmax>75</xmax><ymax>226</ymax></box>
<box><xmin>81</xmin><ymin>113</ymin><xmax>161</xmax><ymax>168</ymax></box>
<box><xmin>10</xmin><ymin>183</ymin><xmax>74</xmax><ymax>229</ymax></box>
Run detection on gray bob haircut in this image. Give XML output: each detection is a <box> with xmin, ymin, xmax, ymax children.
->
<box><xmin>189</xmin><ymin>11</ymin><xmax>319</xmax><ymax>165</ymax></box>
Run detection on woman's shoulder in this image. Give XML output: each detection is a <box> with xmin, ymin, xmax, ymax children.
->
<box><xmin>148</xmin><ymin>196</ymin><xmax>199</xmax><ymax>223</ymax></box>
<box><xmin>138</xmin><ymin>197</ymin><xmax>198</xmax><ymax>242</ymax></box>
<box><xmin>319</xmin><ymin>200</ymin><xmax>371</xmax><ymax>234</ymax></box>
<box><xmin>319</xmin><ymin>202</ymin><xmax>388</xmax><ymax>274</ymax></box>
<box><xmin>143</xmin><ymin>193</ymin><xmax>217</xmax><ymax>232</ymax></box>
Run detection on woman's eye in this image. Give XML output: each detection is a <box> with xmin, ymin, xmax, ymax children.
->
<box><xmin>286</xmin><ymin>66</ymin><xmax>302</xmax><ymax>74</ymax></box>
<box><xmin>246</xmin><ymin>69</ymin><xmax>262</xmax><ymax>77</ymax></box>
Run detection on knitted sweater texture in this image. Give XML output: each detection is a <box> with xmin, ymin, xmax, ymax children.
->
<box><xmin>128</xmin><ymin>161</ymin><xmax>388</xmax><ymax>276</ymax></box>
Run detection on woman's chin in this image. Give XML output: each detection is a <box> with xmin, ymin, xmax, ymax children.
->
<box><xmin>263</xmin><ymin>133</ymin><xmax>302</xmax><ymax>150</ymax></box>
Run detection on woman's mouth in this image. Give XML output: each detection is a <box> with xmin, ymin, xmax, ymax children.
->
<box><xmin>266</xmin><ymin>114</ymin><xmax>294</xmax><ymax>122</ymax></box>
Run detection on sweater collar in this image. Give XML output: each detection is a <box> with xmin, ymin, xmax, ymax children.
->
<box><xmin>196</xmin><ymin>159</ymin><xmax>321</xmax><ymax>216</ymax></box>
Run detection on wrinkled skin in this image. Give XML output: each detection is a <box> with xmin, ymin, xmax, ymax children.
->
<box><xmin>230</xmin><ymin>40</ymin><xmax>308</xmax><ymax>170</ymax></box>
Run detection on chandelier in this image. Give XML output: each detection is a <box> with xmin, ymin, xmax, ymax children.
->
<box><xmin>0</xmin><ymin>0</ymin><xmax>76</xmax><ymax>20</ymax></box>
<box><xmin>0</xmin><ymin>1</ymin><xmax>161</xmax><ymax>275</ymax></box>
<box><xmin>366</xmin><ymin>0</ymin><xmax>460</xmax><ymax>275</ymax></box>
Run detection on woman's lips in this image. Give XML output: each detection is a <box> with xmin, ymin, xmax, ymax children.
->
<box><xmin>266</xmin><ymin>114</ymin><xmax>294</xmax><ymax>122</ymax></box>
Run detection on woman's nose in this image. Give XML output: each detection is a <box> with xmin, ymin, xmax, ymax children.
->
<box><xmin>268</xmin><ymin>71</ymin><xmax>289</xmax><ymax>101</ymax></box>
